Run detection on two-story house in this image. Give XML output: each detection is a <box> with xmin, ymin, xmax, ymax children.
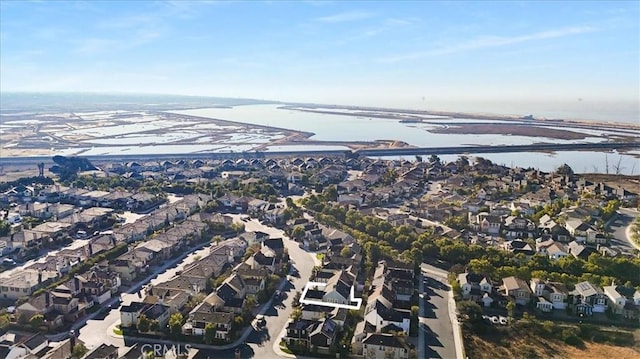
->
<box><xmin>362</xmin><ymin>333</ymin><xmax>411</xmax><ymax>359</ymax></box>
<box><xmin>182</xmin><ymin>302</ymin><xmax>234</xmax><ymax>340</ymax></box>
<box><xmin>603</xmin><ymin>285</ymin><xmax>640</xmax><ymax>319</ymax></box>
<box><xmin>501</xmin><ymin>276</ymin><xmax>532</xmax><ymax>306</ymax></box>
<box><xmin>570</xmin><ymin>281</ymin><xmax>608</xmax><ymax>316</ymax></box>
<box><xmin>530</xmin><ymin>278</ymin><xmax>569</xmax><ymax>312</ymax></box>
<box><xmin>458</xmin><ymin>272</ymin><xmax>492</xmax><ymax>303</ymax></box>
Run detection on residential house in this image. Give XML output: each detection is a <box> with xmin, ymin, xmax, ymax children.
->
<box><xmin>365</xmin><ymin>284</ymin><xmax>410</xmax><ymax>334</ymax></box>
<box><xmin>504</xmin><ymin>215</ymin><xmax>535</xmax><ymax>238</ymax></box>
<box><xmin>248</xmin><ymin>248</ymin><xmax>277</xmax><ymax>272</ymax></box>
<box><xmin>564</xmin><ymin>218</ymin><xmax>597</xmax><ymax>243</ymax></box>
<box><xmin>538</xmin><ymin>215</ymin><xmax>571</xmax><ymax>242</ymax></box>
<box><xmin>120</xmin><ymin>302</ymin><xmax>170</xmax><ymax>329</ymax></box>
<box><xmin>530</xmin><ymin>279</ymin><xmax>569</xmax><ymax>311</ymax></box>
<box><xmin>15</xmin><ymin>292</ymin><xmax>64</xmax><ymax>330</ymax></box>
<box><xmin>458</xmin><ymin>273</ymin><xmax>492</xmax><ymax>303</ymax></box>
<box><xmin>322</xmin><ymin>270</ymin><xmax>356</xmax><ymax>306</ymax></box>
<box><xmin>501</xmin><ymin>276</ymin><xmax>532</xmax><ymax>305</ymax></box>
<box><xmin>263</xmin><ymin>207</ymin><xmax>286</xmax><ymax>225</ymax></box>
<box><xmin>603</xmin><ymin>285</ymin><xmax>640</xmax><ymax>318</ymax></box>
<box><xmin>0</xmin><ymin>331</ymin><xmax>49</xmax><ymax>359</ymax></box>
<box><xmin>109</xmin><ymin>251</ymin><xmax>147</xmax><ymax>282</ymax></box>
<box><xmin>235</xmin><ymin>265</ymin><xmax>268</xmax><ymax>295</ymax></box>
<box><xmin>570</xmin><ymin>281</ymin><xmax>608</xmax><ymax>316</ymax></box>
<box><xmin>50</xmin><ymin>286</ymin><xmax>80</xmax><ymax>321</ymax></box>
<box><xmin>537</xmin><ymin>239</ymin><xmax>569</xmax><ymax>260</ymax></box>
<box><xmin>308</xmin><ymin>318</ymin><xmax>339</xmax><ymax>354</ymax></box>
<box><xmin>362</xmin><ymin>333</ymin><xmax>410</xmax><ymax>359</ymax></box>
<box><xmin>144</xmin><ymin>288</ymin><xmax>190</xmax><ymax>315</ymax></box>
<box><xmin>567</xmin><ymin>241</ymin><xmax>597</xmax><ymax>260</ymax></box>
<box><xmin>182</xmin><ymin>302</ymin><xmax>234</xmax><ymax>340</ymax></box>
<box><xmin>476</xmin><ymin>213</ymin><xmax>502</xmax><ymax>235</ymax></box>
<box><xmin>85</xmin><ymin>343</ymin><xmax>119</xmax><ymax>359</ymax></box>
<box><xmin>0</xmin><ymin>270</ymin><xmax>55</xmax><ymax>300</ymax></box>
<box><xmin>503</xmin><ymin>239</ymin><xmax>535</xmax><ymax>256</ymax></box>
<box><xmin>262</xmin><ymin>237</ymin><xmax>285</xmax><ymax>258</ymax></box>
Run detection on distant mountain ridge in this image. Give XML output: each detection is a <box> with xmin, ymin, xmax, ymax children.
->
<box><xmin>0</xmin><ymin>92</ymin><xmax>279</xmax><ymax>113</ymax></box>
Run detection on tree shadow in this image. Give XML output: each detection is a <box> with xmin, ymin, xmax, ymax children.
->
<box><xmin>246</xmin><ymin>326</ymin><xmax>271</xmax><ymax>346</ymax></box>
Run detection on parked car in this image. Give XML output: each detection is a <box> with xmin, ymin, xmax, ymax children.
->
<box><xmin>256</xmin><ymin>315</ymin><xmax>266</xmax><ymax>327</ymax></box>
<box><xmin>499</xmin><ymin>316</ymin><xmax>508</xmax><ymax>325</ymax></box>
<box><xmin>2</xmin><ymin>258</ymin><xmax>16</xmax><ymax>267</ymax></box>
<box><xmin>490</xmin><ymin>316</ymin><xmax>499</xmax><ymax>325</ymax></box>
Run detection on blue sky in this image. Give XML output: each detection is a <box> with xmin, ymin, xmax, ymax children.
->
<box><xmin>1</xmin><ymin>1</ymin><xmax>638</xmax><ymax>107</ymax></box>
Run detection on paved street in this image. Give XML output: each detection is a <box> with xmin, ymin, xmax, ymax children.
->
<box><xmin>607</xmin><ymin>208</ymin><xmax>640</xmax><ymax>253</ymax></box>
<box><xmin>418</xmin><ymin>270</ymin><xmax>457</xmax><ymax>359</ymax></box>
<box><xmin>193</xmin><ymin>216</ymin><xmax>319</xmax><ymax>359</ymax></box>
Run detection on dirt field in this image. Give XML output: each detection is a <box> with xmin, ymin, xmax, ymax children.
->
<box><xmin>429</xmin><ymin>124</ymin><xmax>590</xmax><ymax>140</ymax></box>
<box><xmin>465</xmin><ymin>331</ymin><xmax>640</xmax><ymax>359</ymax></box>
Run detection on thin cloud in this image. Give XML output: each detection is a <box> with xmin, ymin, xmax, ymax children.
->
<box><xmin>315</xmin><ymin>11</ymin><xmax>375</xmax><ymax>23</ymax></box>
<box><xmin>378</xmin><ymin>26</ymin><xmax>597</xmax><ymax>63</ymax></box>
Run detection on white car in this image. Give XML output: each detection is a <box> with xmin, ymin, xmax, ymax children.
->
<box><xmin>490</xmin><ymin>316</ymin><xmax>499</xmax><ymax>324</ymax></box>
<box><xmin>499</xmin><ymin>316</ymin><xmax>508</xmax><ymax>325</ymax></box>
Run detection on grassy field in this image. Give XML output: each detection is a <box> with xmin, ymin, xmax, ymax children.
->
<box><xmin>463</xmin><ymin>319</ymin><xmax>639</xmax><ymax>359</ymax></box>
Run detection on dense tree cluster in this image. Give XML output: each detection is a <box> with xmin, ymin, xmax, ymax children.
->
<box><xmin>0</xmin><ymin>176</ymin><xmax>54</xmax><ymax>192</ymax></box>
<box><xmin>301</xmin><ymin>195</ymin><xmax>640</xmax><ymax>287</ymax></box>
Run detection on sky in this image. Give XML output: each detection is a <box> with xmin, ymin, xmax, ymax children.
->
<box><xmin>1</xmin><ymin>0</ymin><xmax>638</xmax><ymax>110</ymax></box>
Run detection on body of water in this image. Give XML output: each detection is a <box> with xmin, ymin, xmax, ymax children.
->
<box><xmin>172</xmin><ymin>104</ymin><xmax>639</xmax><ymax>175</ymax></box>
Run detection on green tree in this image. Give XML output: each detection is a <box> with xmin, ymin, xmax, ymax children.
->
<box><xmin>506</xmin><ymin>301</ymin><xmax>515</xmax><ymax>325</ymax></box>
<box><xmin>204</xmin><ymin>323</ymin><xmax>217</xmax><ymax>344</ymax></box>
<box><xmin>243</xmin><ymin>296</ymin><xmax>257</xmax><ymax>315</ymax></box>
<box><xmin>410</xmin><ymin>305</ymin><xmax>419</xmax><ymax>336</ymax></box>
<box><xmin>290</xmin><ymin>308</ymin><xmax>302</xmax><ymax>321</ymax></box>
<box><xmin>457</xmin><ymin>300</ymin><xmax>483</xmax><ymax>327</ymax></box>
<box><xmin>169</xmin><ymin>312</ymin><xmax>184</xmax><ymax>335</ymax></box>
<box><xmin>0</xmin><ymin>221</ymin><xmax>10</xmax><ymax>237</ymax></box>
<box><xmin>233</xmin><ymin>315</ymin><xmax>244</xmax><ymax>329</ymax></box>
<box><xmin>71</xmin><ymin>343</ymin><xmax>89</xmax><ymax>359</ymax></box>
<box><xmin>285</xmin><ymin>197</ymin><xmax>296</xmax><ymax>208</ymax></box>
<box><xmin>290</xmin><ymin>226</ymin><xmax>305</xmax><ymax>241</ymax></box>
<box><xmin>29</xmin><ymin>314</ymin><xmax>44</xmax><ymax>329</ymax></box>
<box><xmin>0</xmin><ymin>314</ymin><xmax>10</xmax><ymax>328</ymax></box>
<box><xmin>340</xmin><ymin>246</ymin><xmax>352</xmax><ymax>258</ymax></box>
<box><xmin>451</xmin><ymin>279</ymin><xmax>462</xmax><ymax>299</ymax></box>
<box><xmin>292</xmin><ymin>291</ymin><xmax>302</xmax><ymax>307</ymax></box>
<box><xmin>149</xmin><ymin>319</ymin><xmax>160</xmax><ymax>332</ymax></box>
<box><xmin>322</xmin><ymin>185</ymin><xmax>338</xmax><ymax>201</ymax></box>
<box><xmin>211</xmin><ymin>235</ymin><xmax>224</xmax><ymax>244</ymax></box>
<box><xmin>556</xmin><ymin>163</ymin><xmax>574</xmax><ymax>175</ymax></box>
<box><xmin>137</xmin><ymin>314</ymin><xmax>150</xmax><ymax>332</ymax></box>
